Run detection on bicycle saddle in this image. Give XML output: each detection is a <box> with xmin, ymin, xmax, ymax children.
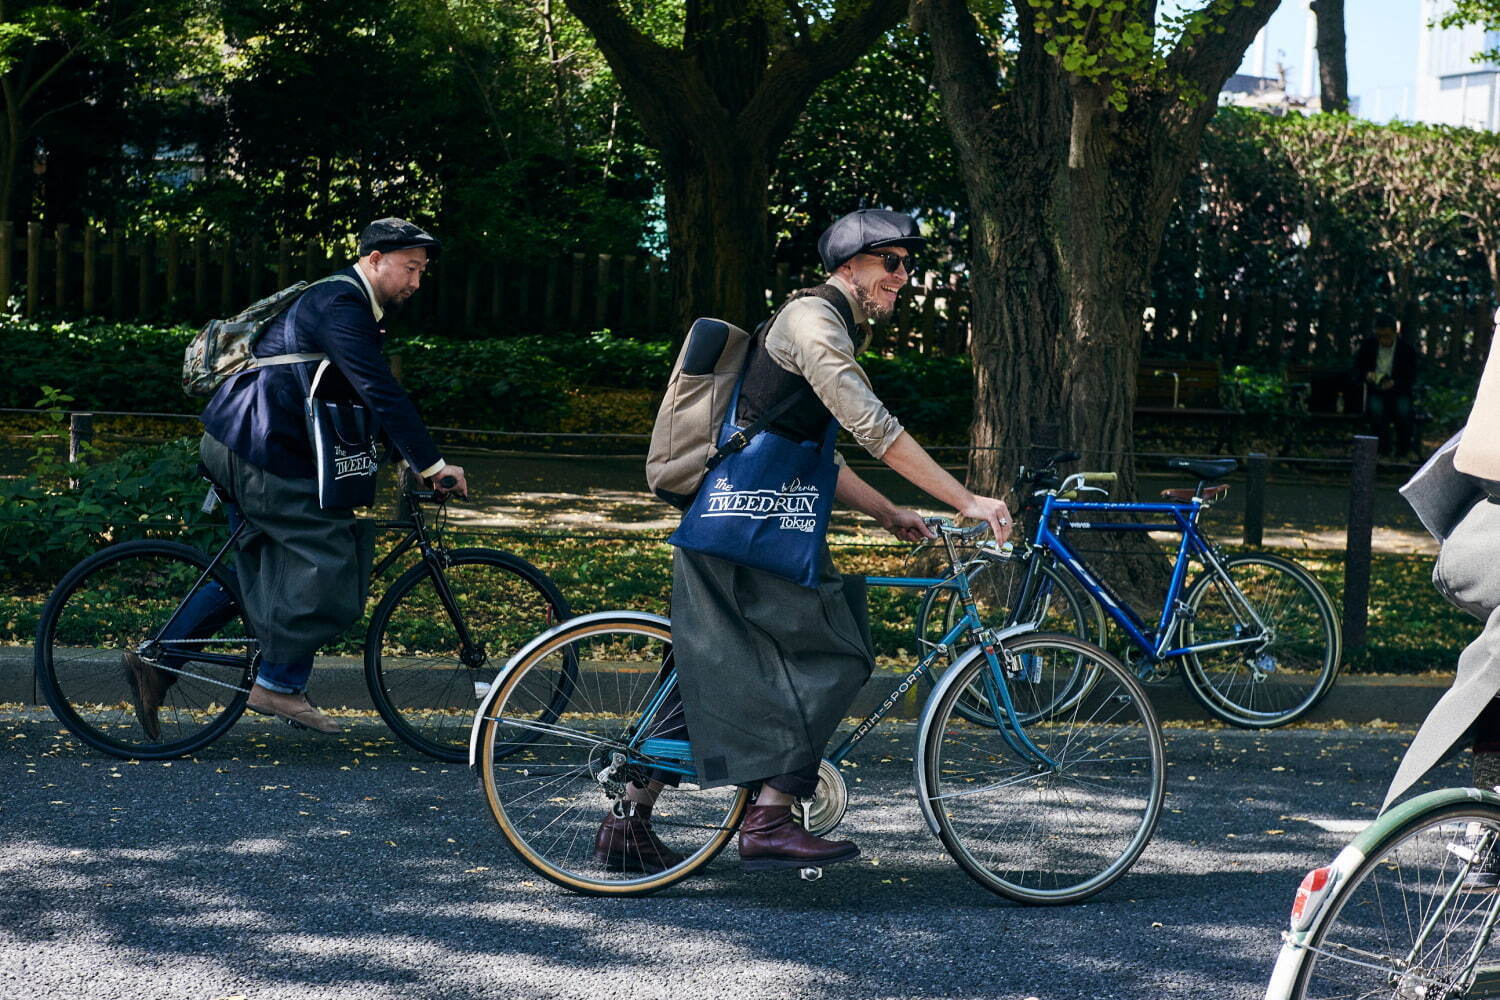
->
<box><xmin>1166</xmin><ymin>457</ymin><xmax>1237</xmax><ymax>481</ymax></box>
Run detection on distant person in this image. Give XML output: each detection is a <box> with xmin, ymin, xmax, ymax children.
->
<box><xmin>1354</xmin><ymin>313</ymin><xmax>1419</xmax><ymax>458</ymax></box>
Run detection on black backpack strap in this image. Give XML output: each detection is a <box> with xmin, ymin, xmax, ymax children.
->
<box><xmin>704</xmin><ymin>284</ymin><xmax>859</xmax><ymax>471</ymax></box>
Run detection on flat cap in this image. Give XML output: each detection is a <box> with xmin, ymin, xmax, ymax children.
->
<box><xmin>817</xmin><ymin>209</ymin><xmax>925</xmax><ymax>272</ymax></box>
<box><xmin>358</xmin><ymin>217</ymin><xmax>441</xmax><ymax>260</ymax></box>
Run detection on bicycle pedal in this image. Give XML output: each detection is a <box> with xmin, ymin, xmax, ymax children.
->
<box><xmin>799</xmin><ymin>867</ymin><xmax>823</xmax><ymax>882</ymax></box>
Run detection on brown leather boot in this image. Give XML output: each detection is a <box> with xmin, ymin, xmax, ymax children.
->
<box><xmin>738</xmin><ymin>804</ymin><xmax>859</xmax><ymax>872</ymax></box>
<box><xmin>593</xmin><ymin>802</ymin><xmax>685</xmax><ymax>874</ymax></box>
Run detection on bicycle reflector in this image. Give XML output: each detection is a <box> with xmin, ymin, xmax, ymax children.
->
<box><xmin>1289</xmin><ymin>865</ymin><xmax>1337</xmax><ymax>932</ymax></box>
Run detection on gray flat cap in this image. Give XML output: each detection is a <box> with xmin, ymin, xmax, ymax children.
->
<box><xmin>817</xmin><ymin>209</ymin><xmax>925</xmax><ymax>272</ymax></box>
<box><xmin>358</xmin><ymin>217</ymin><xmax>441</xmax><ymax>261</ymax></box>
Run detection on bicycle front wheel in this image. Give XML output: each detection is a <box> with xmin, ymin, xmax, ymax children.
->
<box><xmin>35</xmin><ymin>539</ymin><xmax>254</xmax><ymax>759</ymax></box>
<box><xmin>475</xmin><ymin>613</ymin><xmax>749</xmax><ymax>896</ymax></box>
<box><xmin>920</xmin><ymin>633</ymin><xmax>1165</xmax><ymax>904</ymax></box>
<box><xmin>915</xmin><ymin>554</ymin><xmax>1105</xmax><ymax>726</ymax></box>
<box><xmin>1278</xmin><ymin>800</ymin><xmax>1500</xmax><ymax>1000</ymax></box>
<box><xmin>366</xmin><ymin>547</ymin><xmax>571</xmax><ymax>762</ymax></box>
<box><xmin>1180</xmin><ymin>552</ymin><xmax>1340</xmax><ymax>728</ymax></box>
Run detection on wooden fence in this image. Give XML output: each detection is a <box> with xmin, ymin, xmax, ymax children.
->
<box><xmin>0</xmin><ymin>220</ymin><xmax>1491</xmax><ymax>365</ymax></box>
<box><xmin>0</xmin><ymin>222</ymin><xmax>972</xmax><ymax>351</ymax></box>
<box><xmin>1145</xmin><ymin>291</ymin><xmax>1498</xmax><ymax>367</ymax></box>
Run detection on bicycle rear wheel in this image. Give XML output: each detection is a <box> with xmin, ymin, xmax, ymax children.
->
<box><xmin>475</xmin><ymin>613</ymin><xmax>749</xmax><ymax>896</ymax></box>
<box><xmin>1276</xmin><ymin>799</ymin><xmax>1500</xmax><ymax>1000</ymax></box>
<box><xmin>919</xmin><ymin>633</ymin><xmax>1165</xmax><ymax>904</ymax></box>
<box><xmin>35</xmin><ymin>539</ymin><xmax>254</xmax><ymax>759</ymax></box>
<box><xmin>1180</xmin><ymin>552</ymin><xmax>1340</xmax><ymax>728</ymax></box>
<box><xmin>366</xmin><ymin>547</ymin><xmax>572</xmax><ymax>762</ymax></box>
<box><xmin>915</xmin><ymin>554</ymin><xmax>1105</xmax><ymax>726</ymax></box>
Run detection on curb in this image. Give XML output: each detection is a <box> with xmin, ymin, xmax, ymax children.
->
<box><xmin>1</xmin><ymin>645</ymin><xmax>1449</xmax><ymax>726</ymax></box>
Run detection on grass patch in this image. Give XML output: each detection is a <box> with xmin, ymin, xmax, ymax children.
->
<box><xmin>0</xmin><ymin>533</ymin><xmax>1473</xmax><ymax>676</ymax></box>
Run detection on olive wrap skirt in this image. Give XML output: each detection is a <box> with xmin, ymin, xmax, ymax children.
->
<box><xmin>669</xmin><ymin>546</ymin><xmax>875</xmax><ymax>790</ymax></box>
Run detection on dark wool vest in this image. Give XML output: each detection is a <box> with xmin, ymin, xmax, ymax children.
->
<box><xmin>736</xmin><ymin>285</ymin><xmax>857</xmax><ymax>445</ymax></box>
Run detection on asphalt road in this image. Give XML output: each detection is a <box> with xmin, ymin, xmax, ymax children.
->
<box><xmin>0</xmin><ymin>706</ymin><xmax>1463</xmax><ymax>1000</ymax></box>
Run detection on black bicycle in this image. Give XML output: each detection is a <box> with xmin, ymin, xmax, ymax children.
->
<box><xmin>34</xmin><ymin>476</ymin><xmax>572</xmax><ymax>762</ymax></box>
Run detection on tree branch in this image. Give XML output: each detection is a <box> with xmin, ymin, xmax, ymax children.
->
<box><xmin>907</xmin><ymin>0</ymin><xmax>1001</xmax><ymax>166</ymax></box>
<box><xmin>739</xmin><ymin>0</ymin><xmax>906</xmax><ymax>150</ymax></box>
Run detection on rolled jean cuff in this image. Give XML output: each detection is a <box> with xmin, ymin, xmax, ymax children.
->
<box><xmin>253</xmin><ymin>657</ymin><xmax>313</xmax><ymax>695</ymax></box>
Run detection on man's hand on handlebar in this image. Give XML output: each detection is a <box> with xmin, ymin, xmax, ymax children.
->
<box><xmin>883</xmin><ymin>508</ymin><xmax>936</xmax><ymax>543</ymax></box>
<box><xmin>428</xmin><ymin>464</ymin><xmax>469</xmax><ymax>499</ymax></box>
<box><xmin>959</xmin><ymin>495</ymin><xmax>1013</xmax><ymax>545</ymax></box>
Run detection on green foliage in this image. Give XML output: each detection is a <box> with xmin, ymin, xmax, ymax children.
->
<box><xmin>859</xmin><ymin>352</ymin><xmax>973</xmax><ymax>445</ymax></box>
<box><xmin>1222</xmin><ymin>364</ymin><xmax>1289</xmax><ymax>415</ymax></box>
<box><xmin>0</xmin><ymin>434</ymin><xmax>213</xmax><ymax>580</ymax></box>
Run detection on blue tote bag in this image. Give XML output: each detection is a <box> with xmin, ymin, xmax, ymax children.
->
<box><xmin>669</xmin><ymin>379</ymin><xmax>838</xmax><ymax>590</ymax></box>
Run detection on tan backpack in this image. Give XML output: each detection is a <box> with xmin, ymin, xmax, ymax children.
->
<box><xmin>645</xmin><ymin>286</ymin><xmax>856</xmax><ymax>509</ymax></box>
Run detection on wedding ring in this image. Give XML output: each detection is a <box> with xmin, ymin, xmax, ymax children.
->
<box><xmin>999</xmin><ymin>518</ymin><xmax>1010</xmax><ymax>526</ymax></box>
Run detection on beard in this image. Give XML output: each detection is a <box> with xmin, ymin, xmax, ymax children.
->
<box><xmin>851</xmin><ymin>279</ymin><xmax>896</xmax><ymax>323</ymax></box>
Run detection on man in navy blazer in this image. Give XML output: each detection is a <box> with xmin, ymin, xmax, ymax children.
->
<box><xmin>125</xmin><ymin>218</ymin><xmax>466</xmax><ymax>738</ymax></box>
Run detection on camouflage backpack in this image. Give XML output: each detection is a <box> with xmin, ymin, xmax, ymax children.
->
<box><xmin>181</xmin><ymin>274</ymin><xmax>357</xmax><ymax>398</ymax></box>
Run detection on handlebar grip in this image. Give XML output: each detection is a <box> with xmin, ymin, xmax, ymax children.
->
<box><xmin>1083</xmin><ymin>472</ymin><xmax>1118</xmax><ymax>484</ymax></box>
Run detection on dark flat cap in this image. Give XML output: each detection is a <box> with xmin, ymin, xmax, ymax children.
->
<box><xmin>817</xmin><ymin>209</ymin><xmax>926</xmax><ymax>272</ymax></box>
<box><xmin>358</xmin><ymin>217</ymin><xmax>441</xmax><ymax>260</ymax></box>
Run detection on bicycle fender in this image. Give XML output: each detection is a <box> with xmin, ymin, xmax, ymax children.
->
<box><xmin>1263</xmin><ymin>786</ymin><xmax>1500</xmax><ymax>1000</ymax></box>
<box><xmin>912</xmin><ymin>643</ymin><xmax>995</xmax><ymax>839</ymax></box>
<box><xmin>466</xmin><ymin>609</ymin><xmax>671</xmax><ymax>769</ymax></box>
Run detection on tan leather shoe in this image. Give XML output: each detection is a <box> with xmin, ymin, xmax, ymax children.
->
<box><xmin>122</xmin><ymin>652</ymin><xmax>169</xmax><ymax>742</ymax></box>
<box><xmin>738</xmin><ymin>804</ymin><xmax>859</xmax><ymax>872</ymax></box>
<box><xmin>247</xmin><ymin>686</ymin><xmax>342</xmax><ymax>734</ymax></box>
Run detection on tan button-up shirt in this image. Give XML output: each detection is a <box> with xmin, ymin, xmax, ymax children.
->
<box><xmin>761</xmin><ymin>278</ymin><xmax>905</xmax><ymax>460</ymax></box>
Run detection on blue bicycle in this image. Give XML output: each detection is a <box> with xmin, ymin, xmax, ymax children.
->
<box><xmin>918</xmin><ymin>451</ymin><xmax>1341</xmax><ymax>729</ymax></box>
<box><xmin>471</xmin><ymin>520</ymin><xmax>1165</xmax><ymax>901</ymax></box>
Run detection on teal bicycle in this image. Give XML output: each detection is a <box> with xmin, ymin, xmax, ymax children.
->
<box><xmin>471</xmin><ymin>519</ymin><xmax>1166</xmax><ymax>901</ymax></box>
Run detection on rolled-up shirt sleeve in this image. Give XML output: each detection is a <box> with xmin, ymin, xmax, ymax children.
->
<box><xmin>765</xmin><ymin>297</ymin><xmax>905</xmax><ymax>459</ymax></box>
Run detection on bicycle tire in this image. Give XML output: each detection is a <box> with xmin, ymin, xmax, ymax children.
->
<box><xmin>475</xmin><ymin>612</ymin><xmax>749</xmax><ymax>896</ymax></box>
<box><xmin>915</xmin><ymin>554</ymin><xmax>1105</xmax><ymax>726</ymax></box>
<box><xmin>918</xmin><ymin>632</ymin><xmax>1165</xmax><ymax>904</ymax></box>
<box><xmin>34</xmin><ymin>539</ymin><xmax>254</xmax><ymax>760</ymax></box>
<box><xmin>365</xmin><ymin>547</ymin><xmax>572</xmax><ymax>762</ymax></box>
<box><xmin>1180</xmin><ymin>551</ymin><xmax>1341</xmax><ymax>728</ymax></box>
<box><xmin>1271</xmin><ymin>795</ymin><xmax>1500</xmax><ymax>1000</ymax></box>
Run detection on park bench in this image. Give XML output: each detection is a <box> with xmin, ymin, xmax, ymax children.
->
<box><xmin>1134</xmin><ymin>359</ymin><xmax>1242</xmax><ymax>453</ymax></box>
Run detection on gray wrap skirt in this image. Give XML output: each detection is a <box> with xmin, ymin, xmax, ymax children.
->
<box><xmin>669</xmin><ymin>546</ymin><xmax>874</xmax><ymax>790</ymax></box>
<box><xmin>199</xmin><ymin>434</ymin><xmax>374</xmax><ymax>663</ymax></box>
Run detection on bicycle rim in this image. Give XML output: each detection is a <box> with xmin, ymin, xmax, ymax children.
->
<box><xmin>1181</xmin><ymin>553</ymin><xmax>1340</xmax><ymax>728</ymax></box>
<box><xmin>477</xmin><ymin>616</ymin><xmax>748</xmax><ymax>895</ymax></box>
<box><xmin>1293</xmin><ymin>803</ymin><xmax>1500</xmax><ymax>1000</ymax></box>
<box><xmin>923</xmin><ymin>633</ymin><xmax>1165</xmax><ymax>904</ymax></box>
<box><xmin>367</xmin><ymin>548</ymin><xmax>571</xmax><ymax>761</ymax></box>
<box><xmin>36</xmin><ymin>540</ymin><xmax>253</xmax><ymax>759</ymax></box>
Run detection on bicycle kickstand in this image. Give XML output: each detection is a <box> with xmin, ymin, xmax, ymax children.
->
<box><xmin>797</xmin><ymin>800</ymin><xmax>822</xmax><ymax>883</ymax></box>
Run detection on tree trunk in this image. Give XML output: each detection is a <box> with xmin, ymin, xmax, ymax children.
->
<box><xmin>1311</xmin><ymin>0</ymin><xmax>1349</xmax><ymax>114</ymax></box>
<box><xmin>564</xmin><ymin>0</ymin><xmax>906</xmax><ymax>333</ymax></box>
<box><xmin>919</xmin><ymin>0</ymin><xmax>1278</xmax><ymax>605</ymax></box>
<box><xmin>661</xmin><ymin>145</ymin><xmax>773</xmax><ymax>332</ymax></box>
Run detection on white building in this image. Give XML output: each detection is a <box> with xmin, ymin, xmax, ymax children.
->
<box><xmin>1415</xmin><ymin>0</ymin><xmax>1500</xmax><ymax>129</ymax></box>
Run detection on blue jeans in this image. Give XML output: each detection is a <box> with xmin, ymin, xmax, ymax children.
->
<box><xmin>162</xmin><ymin>502</ymin><xmax>314</xmax><ymax>695</ymax></box>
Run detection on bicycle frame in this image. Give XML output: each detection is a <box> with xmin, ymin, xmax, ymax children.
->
<box><xmin>143</xmin><ymin>483</ymin><xmax>475</xmax><ymax>682</ymax></box>
<box><xmin>625</xmin><ymin>555</ymin><xmax>1059</xmax><ymax>784</ymax></box>
<box><xmin>1020</xmin><ymin>492</ymin><xmax>1268</xmax><ymax>667</ymax></box>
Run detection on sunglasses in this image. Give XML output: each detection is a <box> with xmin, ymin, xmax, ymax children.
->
<box><xmin>863</xmin><ymin>250</ymin><xmax>919</xmax><ymax>277</ymax></box>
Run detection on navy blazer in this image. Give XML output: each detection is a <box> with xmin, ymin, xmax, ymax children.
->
<box><xmin>201</xmin><ymin>266</ymin><xmax>442</xmax><ymax>480</ymax></box>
